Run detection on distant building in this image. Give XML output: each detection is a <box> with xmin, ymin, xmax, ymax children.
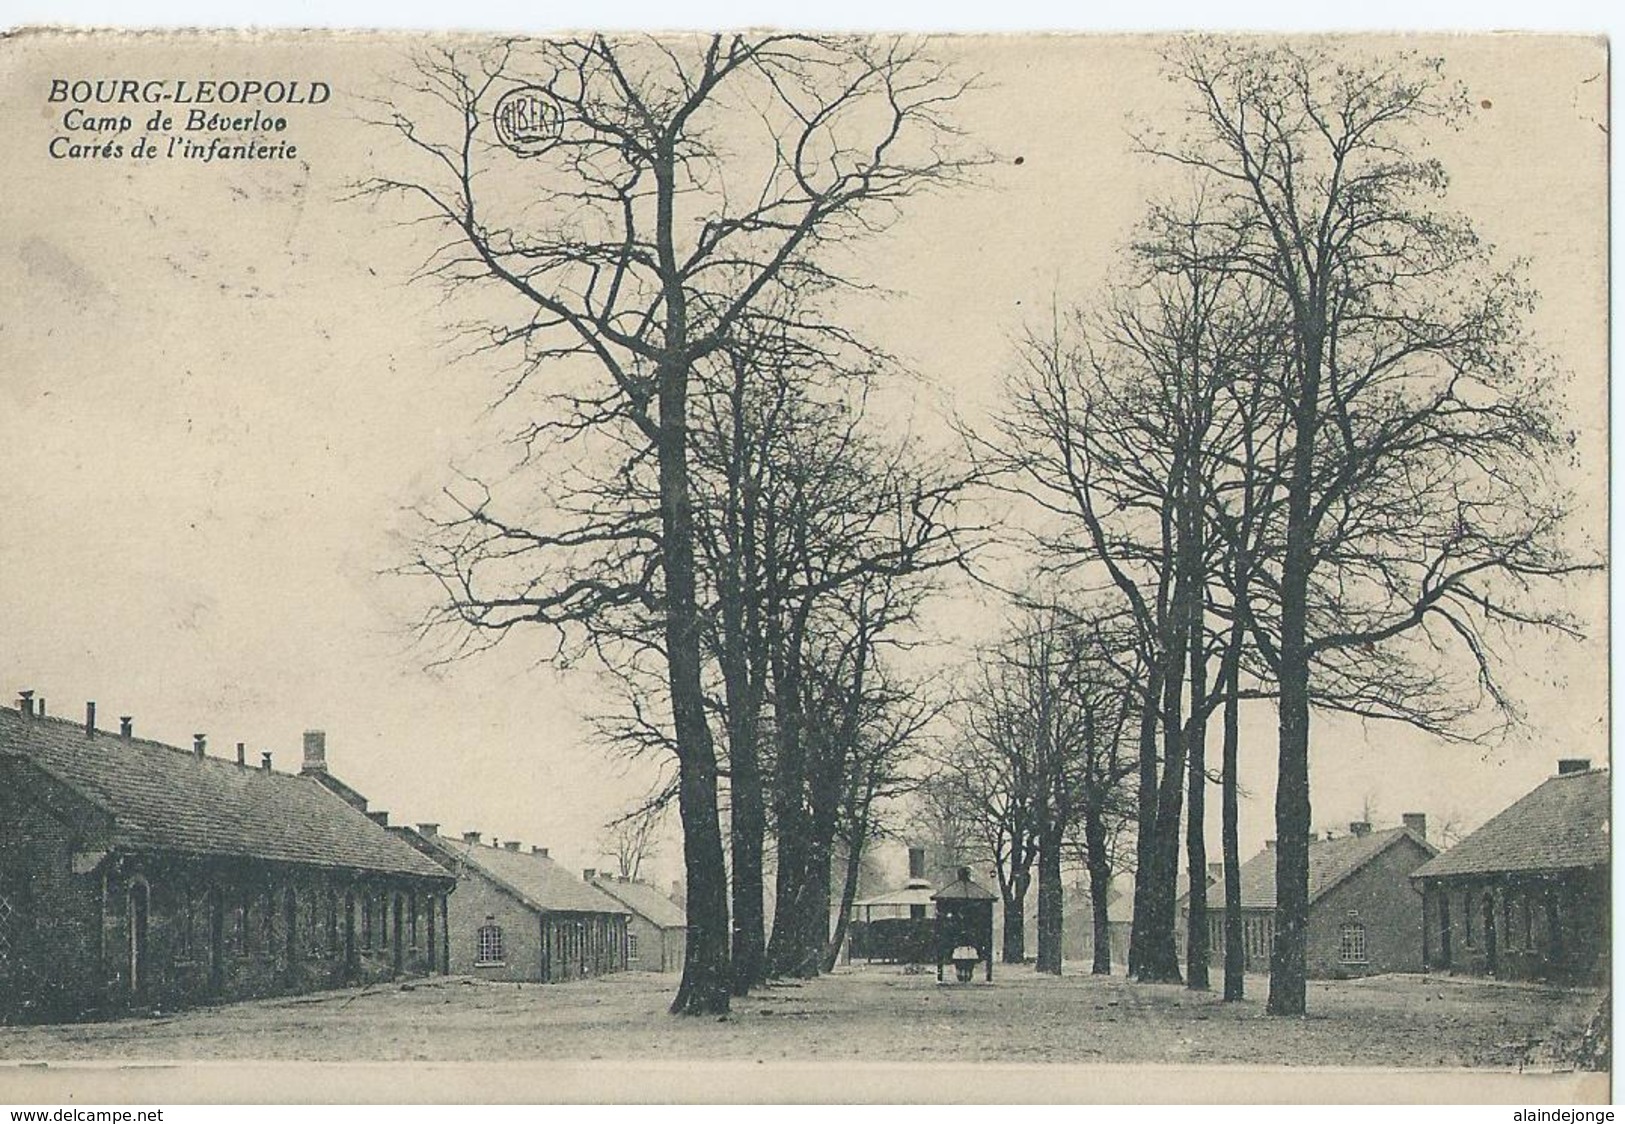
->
<box><xmin>587</xmin><ymin>871</ymin><xmax>687</xmax><ymax>972</ymax></box>
<box><xmin>1186</xmin><ymin>817</ymin><xmax>1437</xmax><ymax>978</ymax></box>
<box><xmin>0</xmin><ymin>696</ymin><xmax>453</xmax><ymax>1024</ymax></box>
<box><xmin>1064</xmin><ymin>876</ymin><xmax>1135</xmax><ymax>970</ymax></box>
<box><xmin>411</xmin><ymin>829</ymin><xmax>628</xmax><ymax>982</ymax></box>
<box><xmin>846</xmin><ymin>846</ymin><xmax>936</xmax><ymax>964</ymax></box>
<box><xmin>1411</xmin><ymin>760</ymin><xmax>1609</xmax><ymax>984</ymax></box>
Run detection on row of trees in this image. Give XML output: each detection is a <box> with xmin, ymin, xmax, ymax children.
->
<box><xmin>365</xmin><ymin>36</ymin><xmax>1591</xmax><ymax>1017</ymax></box>
<box><xmin>984</xmin><ymin>42</ymin><xmax>1588</xmax><ymax>1012</ymax></box>
<box><xmin>364</xmin><ymin>35</ymin><xmax>984</xmax><ymax>1014</ymax></box>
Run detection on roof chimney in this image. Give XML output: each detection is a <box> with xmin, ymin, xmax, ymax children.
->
<box><xmin>1206</xmin><ymin>862</ymin><xmax>1224</xmax><ymax>884</ymax></box>
<box><xmin>17</xmin><ymin>690</ymin><xmax>34</xmax><ymax>718</ymax></box>
<box><xmin>504</xmin><ymin>841</ymin><xmax>520</xmax><ymax>851</ymax></box>
<box><xmin>368</xmin><ymin>811</ymin><xmax>389</xmax><ymax>826</ymax></box>
<box><xmin>1402</xmin><ymin>813</ymin><xmax>1427</xmax><ymax>841</ymax></box>
<box><xmin>119</xmin><ymin>716</ymin><xmax>132</xmax><ymax>739</ymax></box>
<box><xmin>193</xmin><ymin>734</ymin><xmax>207</xmax><ymax>759</ymax></box>
<box><xmin>261</xmin><ymin>751</ymin><xmax>272</xmax><ymax>771</ymax></box>
<box><xmin>1264</xmin><ymin>839</ymin><xmax>1276</xmax><ymax>852</ymax></box>
<box><xmin>908</xmin><ymin>845</ymin><xmax>926</xmax><ymax>880</ymax></box>
<box><xmin>462</xmin><ymin>831</ymin><xmax>481</xmax><ymax>844</ymax></box>
<box><xmin>84</xmin><ymin>701</ymin><xmax>96</xmax><ymax>738</ymax></box>
<box><xmin>531</xmin><ymin>845</ymin><xmax>549</xmax><ymax>857</ymax></box>
<box><xmin>36</xmin><ymin>698</ymin><xmax>44</xmax><ymax>718</ymax></box>
<box><xmin>956</xmin><ymin>866</ymin><xmax>971</xmax><ymax>883</ymax></box>
<box><xmin>583</xmin><ymin>868</ymin><xmax>597</xmax><ymax>882</ymax></box>
<box><xmin>302</xmin><ymin>730</ymin><xmax>327</xmax><ymax>774</ymax></box>
<box><xmin>1348</xmin><ymin>821</ymin><xmax>1371</xmax><ymax>838</ymax></box>
<box><xmin>418</xmin><ymin>823</ymin><xmax>439</xmax><ymax>837</ymax></box>
<box><xmin>1558</xmin><ymin>758</ymin><xmax>1592</xmax><ymax>776</ymax></box>
<box><xmin>236</xmin><ymin>741</ymin><xmax>246</xmax><ymax>766</ymax></box>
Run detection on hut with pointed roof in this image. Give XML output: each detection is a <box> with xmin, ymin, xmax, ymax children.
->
<box><xmin>1188</xmin><ymin>816</ymin><xmax>1437</xmax><ymax>978</ymax></box>
<box><xmin>587</xmin><ymin>872</ymin><xmax>687</xmax><ymax>972</ymax></box>
<box><xmin>1411</xmin><ymin>760</ymin><xmax>1609</xmax><ymax>983</ymax></box>
<box><xmin>411</xmin><ymin>829</ymin><xmax>629</xmax><ymax>982</ymax></box>
<box><xmin>0</xmin><ymin>695</ymin><xmax>454</xmax><ymax>1023</ymax></box>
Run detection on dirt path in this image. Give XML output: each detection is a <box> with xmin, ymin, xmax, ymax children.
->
<box><xmin>0</xmin><ymin>966</ymin><xmax>1600</xmax><ymax>1070</ymax></box>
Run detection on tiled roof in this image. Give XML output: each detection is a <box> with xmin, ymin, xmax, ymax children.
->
<box><xmin>1231</xmin><ymin>827</ymin><xmax>1435</xmax><ymax>911</ymax></box>
<box><xmin>589</xmin><ymin>875</ymin><xmax>687</xmax><ymax>929</ymax></box>
<box><xmin>0</xmin><ymin>706</ymin><xmax>450</xmax><ymax>881</ymax></box>
<box><xmin>1413</xmin><ymin>768</ymin><xmax>1610</xmax><ymax>879</ymax></box>
<box><xmin>429</xmin><ymin>836</ymin><xmax>629</xmax><ymax>915</ymax></box>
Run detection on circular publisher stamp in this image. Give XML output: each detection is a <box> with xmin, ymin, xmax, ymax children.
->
<box><xmin>492</xmin><ymin>85</ymin><xmax>562</xmax><ymax>155</ymax></box>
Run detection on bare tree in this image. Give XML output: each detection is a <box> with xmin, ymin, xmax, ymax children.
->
<box><xmin>361</xmin><ymin>35</ymin><xmax>981</xmax><ymax>1014</ymax></box>
<box><xmin>605</xmin><ymin>803</ymin><xmax>666</xmax><ymax>880</ymax></box>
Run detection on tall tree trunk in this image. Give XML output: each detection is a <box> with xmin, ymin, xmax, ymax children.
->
<box><xmin>765</xmin><ymin>612</ymin><xmax>810</xmax><ymax>978</ymax></box>
<box><xmin>1184</xmin><ymin>509</ymin><xmax>1211</xmax><ymax>991</ymax></box>
<box><xmin>727</xmin><ymin>702</ymin><xmax>766</xmax><ymax>995</ymax></box>
<box><xmin>659</xmin><ymin>361</ymin><xmax>732</xmax><ymax>1016</ymax></box>
<box><xmin>1266</xmin><ymin>331</ymin><xmax>1322</xmax><ymax>1019</ymax></box>
<box><xmin>824</xmin><ymin>829</ymin><xmax>866</xmax><ymax>973</ymax></box>
<box><xmin>1035</xmin><ymin>821</ymin><xmax>1064</xmax><ymax>975</ymax></box>
<box><xmin>1084</xmin><ymin>807</ymin><xmax>1114</xmax><ymax>975</ymax></box>
<box><xmin>721</xmin><ymin>363</ymin><xmax>767</xmax><ymax>997</ymax></box>
<box><xmin>1001</xmin><ymin>868</ymin><xmax>1030</xmax><ymax>963</ymax></box>
<box><xmin>1126</xmin><ymin>667</ymin><xmax>1162</xmax><ymax>978</ymax></box>
<box><xmin>1221</xmin><ymin>616</ymin><xmax>1245</xmax><ymax>1001</ymax></box>
<box><xmin>653</xmin><ymin>140</ymin><xmax>730</xmax><ymax>1014</ymax></box>
<box><xmin>1139</xmin><ymin>637</ymin><xmax>1187</xmax><ymax>984</ymax></box>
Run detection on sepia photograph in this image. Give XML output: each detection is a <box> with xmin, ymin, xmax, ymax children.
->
<box><xmin>0</xmin><ymin>21</ymin><xmax>1610</xmax><ymax>1105</ymax></box>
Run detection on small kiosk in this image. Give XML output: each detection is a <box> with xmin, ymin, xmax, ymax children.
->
<box><xmin>932</xmin><ymin>866</ymin><xmax>996</xmax><ymax>982</ymax></box>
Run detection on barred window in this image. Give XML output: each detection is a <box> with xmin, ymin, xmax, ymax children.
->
<box><xmin>476</xmin><ymin>923</ymin><xmax>504</xmax><ymax>966</ymax></box>
<box><xmin>628</xmin><ymin>933</ymin><xmax>640</xmax><ymax>961</ymax></box>
<box><xmin>1339</xmin><ymin>922</ymin><xmax>1368</xmax><ymax>964</ymax></box>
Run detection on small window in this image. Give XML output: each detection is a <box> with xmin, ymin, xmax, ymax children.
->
<box><xmin>628</xmin><ymin>932</ymin><xmax>640</xmax><ymax>961</ymax></box>
<box><xmin>477</xmin><ymin>922</ymin><xmax>504</xmax><ymax>966</ymax></box>
<box><xmin>1503</xmin><ymin>895</ymin><xmax>1517</xmax><ymax>951</ymax></box>
<box><xmin>1339</xmin><ymin>922</ymin><xmax>1368</xmax><ymax>964</ymax></box>
<box><xmin>408</xmin><ymin>892</ymin><xmax>419</xmax><ymax>949</ymax></box>
<box><xmin>362</xmin><ymin>896</ymin><xmax>373</xmax><ymax>950</ymax></box>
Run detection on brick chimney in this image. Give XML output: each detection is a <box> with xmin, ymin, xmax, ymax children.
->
<box><xmin>236</xmin><ymin>741</ymin><xmax>246</xmax><ymax>767</ymax></box>
<box><xmin>908</xmin><ymin>845</ymin><xmax>927</xmax><ymax>880</ymax></box>
<box><xmin>1348</xmin><ymin>821</ymin><xmax>1371</xmax><ymax>838</ymax></box>
<box><xmin>1265</xmin><ymin>839</ymin><xmax>1276</xmax><ymax>852</ymax></box>
<box><xmin>17</xmin><ymin>690</ymin><xmax>34</xmax><ymax>718</ymax></box>
<box><xmin>1402</xmin><ymin>813</ymin><xmax>1427</xmax><ymax>840</ymax></box>
<box><xmin>261</xmin><ymin>752</ymin><xmax>273</xmax><ymax>771</ymax></box>
<box><xmin>1558</xmin><ymin>758</ymin><xmax>1592</xmax><ymax>775</ymax></box>
<box><xmin>1206</xmin><ymin>861</ymin><xmax>1224</xmax><ymax>884</ymax></box>
<box><xmin>504</xmin><ymin>841</ymin><xmax>520</xmax><ymax>851</ymax></box>
<box><xmin>193</xmin><ymin>734</ymin><xmax>207</xmax><ymax>759</ymax></box>
<box><xmin>531</xmin><ymin>846</ymin><xmax>549</xmax><ymax>857</ymax></box>
<box><xmin>84</xmin><ymin>701</ymin><xmax>96</xmax><ymax>738</ymax></box>
<box><xmin>119</xmin><ymin>716</ymin><xmax>132</xmax><ymax>739</ymax></box>
<box><xmin>462</xmin><ymin>831</ymin><xmax>481</xmax><ymax>845</ymax></box>
<box><xmin>302</xmin><ymin>730</ymin><xmax>328</xmax><ymax>774</ymax></box>
<box><xmin>583</xmin><ymin>868</ymin><xmax>597</xmax><ymax>882</ymax></box>
<box><xmin>418</xmin><ymin>823</ymin><xmax>439</xmax><ymax>837</ymax></box>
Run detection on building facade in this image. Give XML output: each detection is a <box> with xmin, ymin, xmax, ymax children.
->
<box><xmin>1186</xmin><ymin>817</ymin><xmax>1436</xmax><ymax>979</ymax></box>
<box><xmin>1411</xmin><ymin>761</ymin><xmax>1609</xmax><ymax>984</ymax></box>
<box><xmin>412</xmin><ymin>830</ymin><xmax>629</xmax><ymax>982</ymax></box>
<box><xmin>0</xmin><ymin>698</ymin><xmax>453</xmax><ymax>1024</ymax></box>
<box><xmin>586</xmin><ymin>871</ymin><xmax>687</xmax><ymax>972</ymax></box>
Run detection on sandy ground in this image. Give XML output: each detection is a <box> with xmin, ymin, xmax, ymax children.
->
<box><xmin>0</xmin><ymin>964</ymin><xmax>1602</xmax><ymax>1071</ymax></box>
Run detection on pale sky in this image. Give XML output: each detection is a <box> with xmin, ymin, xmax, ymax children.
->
<box><xmin>0</xmin><ymin>33</ymin><xmax>1607</xmax><ymax>892</ymax></box>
